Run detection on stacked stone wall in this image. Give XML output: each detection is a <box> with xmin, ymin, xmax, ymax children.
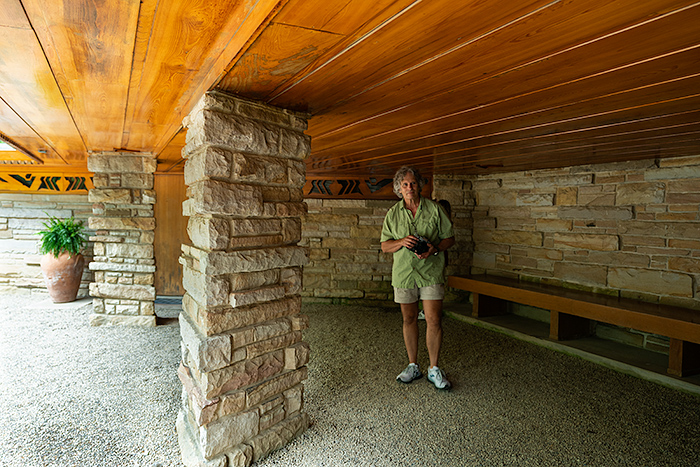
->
<box><xmin>301</xmin><ymin>180</ymin><xmax>475</xmax><ymax>304</ymax></box>
<box><xmin>302</xmin><ymin>199</ymin><xmax>394</xmax><ymax>305</ymax></box>
<box><xmin>466</xmin><ymin>155</ymin><xmax>700</xmax><ymax>351</ymax></box>
<box><xmin>177</xmin><ymin>91</ymin><xmax>310</xmax><ymax>467</ymax></box>
<box><xmin>87</xmin><ymin>152</ymin><xmax>157</xmax><ymax>326</ymax></box>
<box><xmin>0</xmin><ymin>192</ymin><xmax>93</xmax><ymax>296</ymax></box>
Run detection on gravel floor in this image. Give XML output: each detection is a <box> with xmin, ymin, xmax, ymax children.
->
<box><xmin>1</xmin><ymin>297</ymin><xmax>699</xmax><ymax>467</ymax></box>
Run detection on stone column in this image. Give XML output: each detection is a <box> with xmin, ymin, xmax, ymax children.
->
<box><xmin>87</xmin><ymin>151</ymin><xmax>157</xmax><ymax>326</ymax></box>
<box><xmin>176</xmin><ymin>91</ymin><xmax>310</xmax><ymax>467</ymax></box>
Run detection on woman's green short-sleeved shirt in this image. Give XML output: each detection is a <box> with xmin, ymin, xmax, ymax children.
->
<box><xmin>381</xmin><ymin>198</ymin><xmax>454</xmax><ymax>288</ymax></box>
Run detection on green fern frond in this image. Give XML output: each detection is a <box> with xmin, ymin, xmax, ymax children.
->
<box><xmin>39</xmin><ymin>215</ymin><xmax>87</xmax><ymax>257</ymax></box>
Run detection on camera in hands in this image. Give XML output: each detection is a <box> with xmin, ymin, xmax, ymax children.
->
<box><xmin>407</xmin><ymin>235</ymin><xmax>429</xmax><ymax>255</ymax></box>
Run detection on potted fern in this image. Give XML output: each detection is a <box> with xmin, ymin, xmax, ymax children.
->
<box><xmin>39</xmin><ymin>215</ymin><xmax>87</xmax><ymax>303</ymax></box>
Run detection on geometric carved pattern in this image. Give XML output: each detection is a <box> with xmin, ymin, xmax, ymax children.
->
<box><xmin>0</xmin><ymin>172</ymin><xmax>94</xmax><ymax>193</ymax></box>
<box><xmin>304</xmin><ymin>177</ymin><xmax>397</xmax><ymax>199</ymax></box>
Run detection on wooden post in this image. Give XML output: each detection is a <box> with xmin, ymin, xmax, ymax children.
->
<box><xmin>472</xmin><ymin>293</ymin><xmax>508</xmax><ymax>318</ymax></box>
<box><xmin>668</xmin><ymin>339</ymin><xmax>700</xmax><ymax>377</ymax></box>
<box><xmin>550</xmin><ymin>311</ymin><xmax>593</xmax><ymax>341</ymax></box>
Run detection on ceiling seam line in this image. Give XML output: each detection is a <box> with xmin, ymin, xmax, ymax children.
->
<box><xmin>312</xmin><ymin>3</ymin><xmax>700</xmax><ymax>141</ymax></box>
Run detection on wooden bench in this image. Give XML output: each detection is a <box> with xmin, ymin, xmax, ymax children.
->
<box><xmin>447</xmin><ymin>274</ymin><xmax>700</xmax><ymax>377</ymax></box>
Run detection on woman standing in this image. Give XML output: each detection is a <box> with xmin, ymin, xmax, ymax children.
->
<box><xmin>380</xmin><ymin>166</ymin><xmax>455</xmax><ymax>389</ymax></box>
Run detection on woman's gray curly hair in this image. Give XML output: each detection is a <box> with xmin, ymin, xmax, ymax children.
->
<box><xmin>393</xmin><ymin>166</ymin><xmax>426</xmax><ymax>198</ymax></box>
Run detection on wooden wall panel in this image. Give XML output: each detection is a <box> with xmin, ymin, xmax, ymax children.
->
<box><xmin>154</xmin><ymin>174</ymin><xmax>188</xmax><ymax>296</ymax></box>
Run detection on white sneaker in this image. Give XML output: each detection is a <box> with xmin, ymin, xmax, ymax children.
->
<box><xmin>427</xmin><ymin>366</ymin><xmax>451</xmax><ymax>390</ymax></box>
<box><xmin>396</xmin><ymin>363</ymin><xmax>422</xmax><ymax>383</ymax></box>
<box><xmin>417</xmin><ymin>310</ymin><xmax>425</xmax><ymax>320</ymax></box>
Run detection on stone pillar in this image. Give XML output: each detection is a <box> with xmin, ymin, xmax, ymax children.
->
<box><xmin>176</xmin><ymin>91</ymin><xmax>311</xmax><ymax>467</ymax></box>
<box><xmin>87</xmin><ymin>151</ymin><xmax>157</xmax><ymax>327</ymax></box>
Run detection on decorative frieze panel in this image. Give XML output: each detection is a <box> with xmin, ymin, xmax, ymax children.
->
<box><xmin>0</xmin><ymin>172</ymin><xmax>94</xmax><ymax>193</ymax></box>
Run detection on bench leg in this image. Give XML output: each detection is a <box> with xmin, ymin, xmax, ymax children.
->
<box><xmin>472</xmin><ymin>293</ymin><xmax>508</xmax><ymax>318</ymax></box>
<box><xmin>550</xmin><ymin>311</ymin><xmax>593</xmax><ymax>341</ymax></box>
<box><xmin>668</xmin><ymin>339</ymin><xmax>700</xmax><ymax>377</ymax></box>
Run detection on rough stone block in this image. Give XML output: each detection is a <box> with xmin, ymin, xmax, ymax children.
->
<box><xmin>200</xmin><ymin>246</ymin><xmax>309</xmax><ymax>275</ymax></box>
<box><xmin>185</xmin><ymin>147</ymin><xmax>232</xmax><ymax>185</ymax></box>
<box><xmin>558</xmin><ymin>206</ymin><xmax>633</xmax><ymax>220</ymax></box>
<box><xmin>517</xmin><ymin>193</ymin><xmax>554</xmax><ymax>206</ymax></box>
<box><xmin>290</xmin><ymin>314</ymin><xmax>309</xmax><ymax>332</ymax></box>
<box><xmin>553</xmin><ymin>233</ymin><xmax>618</xmax><ymax>251</ymax></box>
<box><xmin>492</xmin><ymin>230</ymin><xmax>542</xmax><ymax>247</ymax></box>
<box><xmin>188</xmin><ymin>216</ymin><xmax>230</xmax><ymax>251</ymax></box>
<box><xmin>246</xmin><ymin>331</ymin><xmax>301</xmax><ymax>360</ymax></box>
<box><xmin>608</xmin><ymin>268</ymin><xmax>692</xmax><ymax>297</ymax></box>
<box><xmin>226</xmin><ymin>444</ymin><xmax>253</xmax><ymax>467</ymax></box>
<box><xmin>230</xmin><ymin>285</ymin><xmax>286</xmax><ymax>308</ymax></box>
<box><xmin>278</xmin><ymin>129</ymin><xmax>311</xmax><ymax>160</ymax></box>
<box><xmin>199</xmin><ymin>410</ymin><xmax>259</xmax><ymax>459</ymax></box>
<box><xmin>188</xmin><ymin>180</ymin><xmax>263</xmax><ymax>217</ymax></box>
<box><xmin>285</xmin><ymin>342</ymin><xmax>310</xmax><ymax>370</ymax></box>
<box><xmin>668</xmin><ymin>257</ymin><xmax>700</xmax><ymax>274</ymax></box>
<box><xmin>476</xmin><ymin>190</ymin><xmax>517</xmax><ymax>206</ymax></box>
<box><xmin>105</xmin><ymin>243</ymin><xmax>154</xmax><ymax>259</ymax></box>
<box><xmin>246</xmin><ymin>367</ymin><xmax>308</xmax><ymax>408</ymax></box>
<box><xmin>553</xmin><ymin>262</ymin><xmax>607</xmax><ymax>287</ymax></box>
<box><xmin>284</xmin><ymin>384</ymin><xmax>304</xmax><ymax>415</ymax></box>
<box><xmin>645</xmin><ymin>165</ymin><xmax>700</xmax><ymax>181</ymax></box>
<box><xmin>88</xmin><ymin>188</ymin><xmax>132</xmax><ymax>204</ymax></box>
<box><xmin>88</xmin><ymin>216</ymin><xmax>155</xmax><ymax>231</ymax></box>
<box><xmin>180</xmin><ymin>313</ymin><xmax>233</xmax><ymax>372</ymax></box>
<box><xmin>176</xmin><ymin>411</ymin><xmax>228</xmax><ymax>467</ymax></box>
<box><xmin>248</xmin><ymin>413</ymin><xmax>309</xmax><ymax>463</ymax></box>
<box><xmin>280</xmin><ymin>267</ymin><xmax>303</xmax><ymax>295</ymax></box>
<box><xmin>615</xmin><ymin>182</ymin><xmax>665</xmax><ymax>206</ymax></box>
<box><xmin>89</xmin><ymin>313</ymin><xmax>156</xmax><ymax>327</ymax></box>
<box><xmin>88</xmin><ymin>262</ymin><xmax>156</xmax><ymax>273</ymax></box>
<box><xmin>191</xmin><ymin>110</ymin><xmax>279</xmax><ymax>157</ymax></box>
<box><xmin>88</xmin><ymin>153</ymin><xmax>156</xmax><ymax>174</ymax></box>
<box><xmin>121</xmin><ymin>173</ymin><xmax>154</xmax><ymax>189</ymax></box>
<box><xmin>230</xmin><ymin>218</ymin><xmax>281</xmax><ymax>237</ymax></box>
<box><xmin>536</xmin><ymin>219</ymin><xmax>572</xmax><ymax>232</ymax></box>
<box><xmin>229</xmin><ymin>270</ymin><xmax>280</xmax><ymax>293</ymax></box>
<box><xmin>182</xmin><ymin>265</ymin><xmax>230</xmax><ymax>307</ymax></box>
<box><xmin>89</xmin><ymin>282</ymin><xmax>156</xmax><ymax>300</ymax></box>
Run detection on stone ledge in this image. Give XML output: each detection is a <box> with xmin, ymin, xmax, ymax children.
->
<box><xmin>88</xmin><ymin>261</ymin><xmax>156</xmax><ymax>273</ymax></box>
<box><xmin>88</xmin><ymin>313</ymin><xmax>156</xmax><ymax>327</ymax></box>
<box><xmin>89</xmin><ymin>282</ymin><xmax>156</xmax><ymax>301</ymax></box>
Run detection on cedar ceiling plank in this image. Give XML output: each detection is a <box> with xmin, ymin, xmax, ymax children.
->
<box><xmin>262</xmin><ymin>0</ymin><xmax>425</xmax><ymax>109</ymax></box>
<box><xmin>0</xmin><ymin>24</ymin><xmax>83</xmax><ymax>163</ymax></box>
<box><xmin>309</xmin><ymin>51</ymin><xmax>700</xmax><ymax>163</ymax></box>
<box><xmin>156</xmin><ymin>127</ymin><xmax>186</xmax><ymax>163</ymax></box>
<box><xmin>310</xmin><ymin>74</ymin><xmax>700</xmax><ymax>171</ymax></box>
<box><xmin>121</xmin><ymin>0</ymin><xmax>159</xmax><ymax>150</ymax></box>
<box><xmin>218</xmin><ymin>22</ymin><xmax>342</xmax><ymax>100</ymax></box>
<box><xmin>125</xmin><ymin>0</ymin><xmax>285</xmax><ymax>154</ymax></box>
<box><xmin>317</xmin><ymin>92</ymin><xmax>700</xmax><ymax>173</ymax></box>
<box><xmin>273</xmin><ymin>0</ymin><xmax>401</xmax><ymax>35</ymax></box>
<box><xmin>430</xmin><ymin>121</ymin><xmax>700</xmax><ymax>166</ymax></box>
<box><xmin>0</xmin><ymin>0</ymin><xmax>29</xmax><ymax>28</ymax></box>
<box><xmin>308</xmin><ymin>0</ymin><xmax>700</xmax><ymax>143</ymax></box>
<box><xmin>271</xmin><ymin>0</ymin><xmax>555</xmax><ymax>111</ymax></box>
<box><xmin>22</xmin><ymin>0</ymin><xmax>140</xmax><ymax>152</ymax></box>
<box><xmin>311</xmin><ymin>28</ymin><xmax>700</xmax><ymax>152</ymax></box>
<box><xmin>0</xmin><ymin>97</ymin><xmax>63</xmax><ymax>164</ymax></box>
<box><xmin>432</xmin><ymin>132</ymin><xmax>700</xmax><ymax>169</ymax></box>
<box><xmin>273</xmin><ymin>0</ymin><xmax>355</xmax><ymax>32</ymax></box>
<box><xmin>446</xmin><ymin>142</ymin><xmax>700</xmax><ymax>175</ymax></box>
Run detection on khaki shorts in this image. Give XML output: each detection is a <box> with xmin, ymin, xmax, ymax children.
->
<box><xmin>393</xmin><ymin>283</ymin><xmax>445</xmax><ymax>304</ymax></box>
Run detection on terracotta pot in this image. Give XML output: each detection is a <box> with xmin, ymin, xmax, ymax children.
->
<box><xmin>40</xmin><ymin>252</ymin><xmax>85</xmax><ymax>303</ymax></box>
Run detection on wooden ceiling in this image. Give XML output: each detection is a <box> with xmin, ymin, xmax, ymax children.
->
<box><xmin>0</xmin><ymin>0</ymin><xmax>699</xmax><ymax>180</ymax></box>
